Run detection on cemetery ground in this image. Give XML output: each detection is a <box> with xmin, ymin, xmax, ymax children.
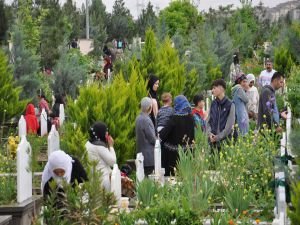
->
<box><xmin>0</xmin><ymin>104</ymin><xmax>298</xmax><ymax>225</ymax></box>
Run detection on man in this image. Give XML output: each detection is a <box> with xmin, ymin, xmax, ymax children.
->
<box><xmin>258</xmin><ymin>59</ymin><xmax>276</xmax><ymax>87</ymax></box>
<box><xmin>135</xmin><ymin>97</ymin><xmax>157</xmax><ymax>176</ymax></box>
<box><xmin>207</xmin><ymin>79</ymin><xmax>235</xmax><ymax>149</ymax></box>
<box><xmin>257</xmin><ymin>72</ymin><xmax>286</xmax><ymax>132</ymax></box>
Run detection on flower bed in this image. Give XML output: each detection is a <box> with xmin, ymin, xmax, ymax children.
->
<box><xmin>117</xmin><ymin>130</ymin><xmax>279</xmax><ymax>225</ymax></box>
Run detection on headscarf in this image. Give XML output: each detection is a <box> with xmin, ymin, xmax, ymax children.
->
<box><xmin>235</xmin><ymin>73</ymin><xmax>247</xmax><ymax>85</ymax></box>
<box><xmin>174</xmin><ymin>95</ymin><xmax>191</xmax><ymax>116</ymax></box>
<box><xmin>147</xmin><ymin>75</ymin><xmax>159</xmax><ymax>99</ymax></box>
<box><xmin>89</xmin><ymin>122</ymin><xmax>108</xmax><ymax>146</ymax></box>
<box><xmin>24</xmin><ymin>104</ymin><xmax>39</xmax><ymax>134</ymax></box>
<box><xmin>41</xmin><ymin>150</ymin><xmax>73</xmax><ymax>193</ymax></box>
<box><xmin>247</xmin><ymin>74</ymin><xmax>255</xmax><ymax>84</ymax></box>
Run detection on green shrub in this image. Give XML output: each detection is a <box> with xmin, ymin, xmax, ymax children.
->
<box><xmin>287</xmin><ymin>66</ymin><xmax>300</xmax><ymax>118</ymax></box>
<box><xmin>0</xmin><ymin>50</ymin><xmax>27</xmax><ymax>123</ymax></box>
<box><xmin>64</xmin><ymin>61</ymin><xmax>147</xmax><ymax>163</ymax></box>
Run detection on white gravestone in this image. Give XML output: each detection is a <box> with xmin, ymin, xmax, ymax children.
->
<box><xmin>136</xmin><ymin>153</ymin><xmax>145</xmax><ymax>182</ymax></box>
<box><xmin>59</xmin><ymin>104</ymin><xmax>65</xmax><ymax>126</ymax></box>
<box><xmin>48</xmin><ymin>125</ymin><xmax>60</xmax><ymax>156</ymax></box>
<box><xmin>18</xmin><ymin>115</ymin><xmax>27</xmax><ymax>138</ymax></box>
<box><xmin>40</xmin><ymin>108</ymin><xmax>48</xmax><ymax>136</ymax></box>
<box><xmin>111</xmin><ymin>164</ymin><xmax>121</xmax><ymax>207</ymax></box>
<box><xmin>154</xmin><ymin>139</ymin><xmax>161</xmax><ymax>176</ymax></box>
<box><xmin>17</xmin><ymin>136</ymin><xmax>32</xmax><ymax>203</ymax></box>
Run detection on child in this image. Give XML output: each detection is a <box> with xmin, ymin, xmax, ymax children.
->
<box><xmin>192</xmin><ymin>94</ymin><xmax>207</xmax><ymax>132</ymax></box>
<box><xmin>157</xmin><ymin>93</ymin><xmax>174</xmax><ymax>133</ymax></box>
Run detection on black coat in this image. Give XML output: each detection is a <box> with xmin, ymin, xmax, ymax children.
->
<box><xmin>160</xmin><ymin>114</ymin><xmax>195</xmax><ymax>176</ymax></box>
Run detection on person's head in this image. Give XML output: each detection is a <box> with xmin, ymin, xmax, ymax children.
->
<box><xmin>271</xmin><ymin>72</ymin><xmax>285</xmax><ymax>90</ymax></box>
<box><xmin>37</xmin><ymin>89</ymin><xmax>46</xmax><ymax>99</ymax></box>
<box><xmin>25</xmin><ymin>103</ymin><xmax>35</xmax><ymax>115</ymax></box>
<box><xmin>235</xmin><ymin>73</ymin><xmax>248</xmax><ymax>89</ymax></box>
<box><xmin>141</xmin><ymin>97</ymin><xmax>152</xmax><ymax>114</ymax></box>
<box><xmin>54</xmin><ymin>94</ymin><xmax>64</xmax><ymax>104</ymax></box>
<box><xmin>48</xmin><ymin>150</ymin><xmax>73</xmax><ymax>179</ymax></box>
<box><xmin>161</xmin><ymin>92</ymin><xmax>172</xmax><ymax>106</ymax></box>
<box><xmin>174</xmin><ymin>95</ymin><xmax>191</xmax><ymax>115</ymax></box>
<box><xmin>147</xmin><ymin>74</ymin><xmax>159</xmax><ymax>92</ymax></box>
<box><xmin>247</xmin><ymin>74</ymin><xmax>256</xmax><ymax>87</ymax></box>
<box><xmin>193</xmin><ymin>94</ymin><xmax>204</xmax><ymax>109</ymax></box>
<box><xmin>89</xmin><ymin>122</ymin><xmax>109</xmax><ymax>144</ymax></box>
<box><xmin>265</xmin><ymin>59</ymin><xmax>273</xmax><ymax>72</ymax></box>
<box><xmin>212</xmin><ymin>79</ymin><xmax>226</xmax><ymax>98</ymax></box>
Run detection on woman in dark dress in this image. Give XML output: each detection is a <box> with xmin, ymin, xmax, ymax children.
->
<box><xmin>41</xmin><ymin>150</ymin><xmax>88</xmax><ymax>199</ymax></box>
<box><xmin>160</xmin><ymin>95</ymin><xmax>195</xmax><ymax>176</ymax></box>
<box><xmin>147</xmin><ymin>74</ymin><xmax>160</xmax><ymax>128</ymax></box>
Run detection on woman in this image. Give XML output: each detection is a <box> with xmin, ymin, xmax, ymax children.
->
<box><xmin>246</xmin><ymin>74</ymin><xmax>259</xmax><ymax>120</ymax></box>
<box><xmin>50</xmin><ymin>94</ymin><xmax>64</xmax><ymax>128</ymax></box>
<box><xmin>232</xmin><ymin>74</ymin><xmax>249</xmax><ymax>135</ymax></box>
<box><xmin>37</xmin><ymin>89</ymin><xmax>50</xmax><ymax>116</ymax></box>
<box><xmin>41</xmin><ymin>150</ymin><xmax>88</xmax><ymax>199</ymax></box>
<box><xmin>85</xmin><ymin>122</ymin><xmax>116</xmax><ymax>191</ymax></box>
<box><xmin>160</xmin><ymin>95</ymin><xmax>195</xmax><ymax>176</ymax></box>
<box><xmin>147</xmin><ymin>75</ymin><xmax>160</xmax><ymax>127</ymax></box>
<box><xmin>135</xmin><ymin>97</ymin><xmax>157</xmax><ymax>176</ymax></box>
<box><xmin>24</xmin><ymin>103</ymin><xmax>39</xmax><ymax>134</ymax></box>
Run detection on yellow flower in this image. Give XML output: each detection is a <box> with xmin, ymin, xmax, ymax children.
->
<box><xmin>255</xmin><ymin>219</ymin><xmax>261</xmax><ymax>224</ymax></box>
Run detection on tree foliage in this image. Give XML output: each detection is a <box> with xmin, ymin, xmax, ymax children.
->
<box><xmin>11</xmin><ymin>24</ymin><xmax>41</xmax><ymax>99</ymax></box>
<box><xmin>107</xmin><ymin>0</ymin><xmax>135</xmax><ymax>40</ymax></box>
<box><xmin>52</xmin><ymin>49</ymin><xmax>88</xmax><ymax>98</ymax></box>
<box><xmin>136</xmin><ymin>1</ymin><xmax>157</xmax><ymax>39</ymax></box>
<box><xmin>64</xmin><ymin>61</ymin><xmax>147</xmax><ymax>163</ymax></box>
<box><xmin>0</xmin><ymin>0</ymin><xmax>8</xmax><ymax>42</ymax></box>
<box><xmin>0</xmin><ymin>50</ymin><xmax>27</xmax><ymax>123</ymax></box>
<box><xmin>40</xmin><ymin>0</ymin><xmax>69</xmax><ymax>68</ymax></box>
<box><xmin>89</xmin><ymin>0</ymin><xmax>107</xmax><ymax>57</ymax></box>
<box><xmin>62</xmin><ymin>0</ymin><xmax>81</xmax><ymax>40</ymax></box>
<box><xmin>158</xmin><ymin>0</ymin><xmax>202</xmax><ymax>37</ymax></box>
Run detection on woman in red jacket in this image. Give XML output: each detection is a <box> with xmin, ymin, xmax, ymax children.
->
<box><xmin>24</xmin><ymin>103</ymin><xmax>39</xmax><ymax>134</ymax></box>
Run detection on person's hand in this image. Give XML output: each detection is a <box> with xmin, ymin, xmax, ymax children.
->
<box><xmin>276</xmin><ymin>126</ymin><xmax>283</xmax><ymax>133</ymax></box>
<box><xmin>209</xmin><ymin>133</ymin><xmax>216</xmax><ymax>143</ymax></box>
<box><xmin>107</xmin><ymin>135</ymin><xmax>114</xmax><ymax>147</ymax></box>
<box><xmin>280</xmin><ymin>111</ymin><xmax>288</xmax><ymax>120</ymax></box>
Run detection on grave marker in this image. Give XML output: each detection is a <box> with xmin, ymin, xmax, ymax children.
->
<box><xmin>18</xmin><ymin>116</ymin><xmax>26</xmax><ymax>138</ymax></box>
<box><xmin>135</xmin><ymin>153</ymin><xmax>145</xmax><ymax>182</ymax></box>
<box><xmin>111</xmin><ymin>164</ymin><xmax>121</xmax><ymax>207</ymax></box>
<box><xmin>154</xmin><ymin>139</ymin><xmax>161</xmax><ymax>176</ymax></box>
<box><xmin>48</xmin><ymin>125</ymin><xmax>60</xmax><ymax>156</ymax></box>
<box><xmin>59</xmin><ymin>104</ymin><xmax>65</xmax><ymax>126</ymax></box>
<box><xmin>40</xmin><ymin>109</ymin><xmax>47</xmax><ymax>136</ymax></box>
<box><xmin>17</xmin><ymin>136</ymin><xmax>32</xmax><ymax>203</ymax></box>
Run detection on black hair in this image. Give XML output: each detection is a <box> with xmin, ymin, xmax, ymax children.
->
<box><xmin>271</xmin><ymin>72</ymin><xmax>284</xmax><ymax>82</ymax></box>
<box><xmin>193</xmin><ymin>94</ymin><xmax>204</xmax><ymax>106</ymax></box>
<box><xmin>212</xmin><ymin>79</ymin><xmax>226</xmax><ymax>90</ymax></box>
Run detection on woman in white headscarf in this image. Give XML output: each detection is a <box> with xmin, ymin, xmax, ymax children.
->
<box><xmin>246</xmin><ymin>74</ymin><xmax>259</xmax><ymax>120</ymax></box>
<box><xmin>41</xmin><ymin>150</ymin><xmax>88</xmax><ymax>198</ymax></box>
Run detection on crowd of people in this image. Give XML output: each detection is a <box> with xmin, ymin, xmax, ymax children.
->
<box><xmin>40</xmin><ymin>59</ymin><xmax>287</xmax><ymax>207</ymax></box>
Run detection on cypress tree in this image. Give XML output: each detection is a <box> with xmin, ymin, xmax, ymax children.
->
<box><xmin>0</xmin><ymin>50</ymin><xmax>27</xmax><ymax>123</ymax></box>
<box><xmin>141</xmin><ymin>29</ymin><xmax>158</xmax><ymax>78</ymax></box>
<box><xmin>156</xmin><ymin>37</ymin><xmax>186</xmax><ymax>97</ymax></box>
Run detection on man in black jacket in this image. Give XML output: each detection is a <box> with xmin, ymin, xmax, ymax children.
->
<box><xmin>207</xmin><ymin>79</ymin><xmax>235</xmax><ymax>150</ymax></box>
<box><xmin>257</xmin><ymin>72</ymin><xmax>286</xmax><ymax>132</ymax></box>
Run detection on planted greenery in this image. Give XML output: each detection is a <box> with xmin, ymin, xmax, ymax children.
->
<box><xmin>287</xmin><ymin>66</ymin><xmax>300</xmax><ymax>118</ymax></box>
<box><xmin>63</xmin><ymin>61</ymin><xmax>147</xmax><ymax>163</ymax></box>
